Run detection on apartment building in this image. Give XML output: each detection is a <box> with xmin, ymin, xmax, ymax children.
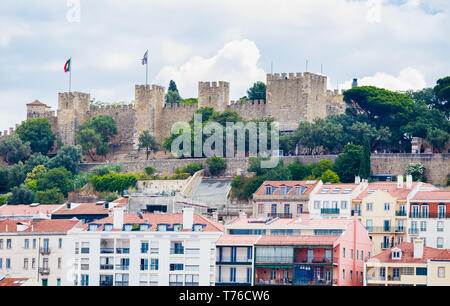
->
<box><xmin>0</xmin><ymin>218</ymin><xmax>81</xmax><ymax>286</ymax></box>
<box><xmin>253</xmin><ymin>217</ymin><xmax>372</xmax><ymax>286</ymax></box>
<box><xmin>65</xmin><ymin>207</ymin><xmax>223</xmax><ymax>286</ymax></box>
<box><xmin>252</xmin><ymin>181</ymin><xmax>323</xmax><ymax>219</ymax></box>
<box><xmin>351</xmin><ymin>176</ymin><xmax>438</xmax><ymax>255</ymax></box>
<box><xmin>365</xmin><ymin>239</ymin><xmax>450</xmax><ymax>286</ymax></box>
<box><xmin>308</xmin><ymin>180</ymin><xmax>368</xmax><ymax>218</ymax></box>
<box><xmin>408</xmin><ymin>191</ymin><xmax>450</xmax><ymax>249</ymax></box>
<box><xmin>215</xmin><ymin>235</ymin><xmax>258</xmax><ymax>286</ymax></box>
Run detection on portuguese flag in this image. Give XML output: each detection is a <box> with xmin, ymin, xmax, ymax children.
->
<box><xmin>64</xmin><ymin>58</ymin><xmax>71</xmax><ymax>73</ymax></box>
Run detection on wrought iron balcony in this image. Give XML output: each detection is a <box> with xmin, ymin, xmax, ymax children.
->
<box><xmin>321</xmin><ymin>208</ymin><xmax>340</xmax><ymax>215</ymax></box>
<box><xmin>39</xmin><ymin>267</ymin><xmax>50</xmax><ymax>275</ymax></box>
<box><xmin>40</xmin><ymin>247</ymin><xmax>50</xmax><ymax>255</ymax></box>
<box><xmin>268</xmin><ymin>213</ymin><xmax>293</xmax><ymax>219</ymax></box>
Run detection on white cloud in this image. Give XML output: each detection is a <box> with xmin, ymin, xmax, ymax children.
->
<box><xmin>154</xmin><ymin>39</ymin><xmax>266</xmax><ymax>99</ymax></box>
<box><xmin>340</xmin><ymin>67</ymin><xmax>427</xmax><ymax>91</ymax></box>
<box><xmin>0</xmin><ymin>19</ymin><xmax>31</xmax><ymax>47</ymax></box>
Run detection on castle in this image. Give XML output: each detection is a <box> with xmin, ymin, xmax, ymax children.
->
<box><xmin>15</xmin><ymin>72</ymin><xmax>346</xmax><ymax>152</ymax></box>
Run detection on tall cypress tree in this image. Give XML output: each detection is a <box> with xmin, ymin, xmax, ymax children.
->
<box><xmin>359</xmin><ymin>136</ymin><xmax>371</xmax><ymax>179</ymax></box>
<box><xmin>168</xmin><ymin>80</ymin><xmax>179</xmax><ymax>93</ymax></box>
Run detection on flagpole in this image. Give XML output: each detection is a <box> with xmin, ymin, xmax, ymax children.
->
<box><xmin>146</xmin><ymin>50</ymin><xmax>148</xmax><ymax>86</ymax></box>
<box><xmin>69</xmin><ymin>65</ymin><xmax>72</xmax><ymax>93</ymax></box>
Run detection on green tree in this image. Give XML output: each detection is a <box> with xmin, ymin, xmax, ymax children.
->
<box><xmin>7</xmin><ymin>162</ymin><xmax>27</xmax><ymax>190</ymax></box>
<box><xmin>8</xmin><ymin>184</ymin><xmax>34</xmax><ymax>204</ymax></box>
<box><xmin>84</xmin><ymin>115</ymin><xmax>118</xmax><ymax>143</ymax></box>
<box><xmin>144</xmin><ymin>166</ymin><xmax>156</xmax><ymax>176</ymax></box>
<box><xmin>47</xmin><ymin>145</ymin><xmax>83</xmax><ymax>174</ymax></box>
<box><xmin>287</xmin><ymin>161</ymin><xmax>314</xmax><ymax>180</ymax></box>
<box><xmin>138</xmin><ymin>130</ymin><xmax>160</xmax><ymax>160</ymax></box>
<box><xmin>433</xmin><ymin>76</ymin><xmax>450</xmax><ymax>117</ymax></box>
<box><xmin>0</xmin><ymin>134</ymin><xmax>31</xmax><ymax>165</ymax></box>
<box><xmin>25</xmin><ymin>165</ymin><xmax>47</xmax><ymax>184</ymax></box>
<box><xmin>405</xmin><ymin>162</ymin><xmax>426</xmax><ymax>182</ymax></box>
<box><xmin>180</xmin><ymin>162</ymin><xmax>203</xmax><ymax>176</ymax></box>
<box><xmin>311</xmin><ymin>160</ymin><xmax>334</xmax><ymax>179</ymax></box>
<box><xmin>319</xmin><ymin>169</ymin><xmax>341</xmax><ymax>183</ymax></box>
<box><xmin>247</xmin><ymin>81</ymin><xmax>266</xmax><ymax>101</ymax></box>
<box><xmin>36</xmin><ymin>167</ymin><xmax>74</xmax><ymax>197</ymax></box>
<box><xmin>426</xmin><ymin>128</ymin><xmax>450</xmax><ymax>152</ymax></box>
<box><xmin>206</xmin><ymin>156</ymin><xmax>226</xmax><ymax>176</ymax></box>
<box><xmin>90</xmin><ymin>173</ymin><xmax>137</xmax><ymax>193</ymax></box>
<box><xmin>34</xmin><ymin>188</ymin><xmax>65</xmax><ymax>204</ymax></box>
<box><xmin>168</xmin><ymin>80</ymin><xmax>179</xmax><ymax>93</ymax></box>
<box><xmin>15</xmin><ymin>118</ymin><xmax>55</xmax><ymax>155</ymax></box>
<box><xmin>165</xmin><ymin>90</ymin><xmax>183</xmax><ymax>104</ymax></box>
<box><xmin>0</xmin><ymin>166</ymin><xmax>8</xmax><ymax>193</ymax></box>
<box><xmin>359</xmin><ymin>137</ymin><xmax>371</xmax><ymax>179</ymax></box>
<box><xmin>75</xmin><ymin>128</ymin><xmax>102</xmax><ymax>161</ymax></box>
<box><xmin>333</xmin><ymin>143</ymin><xmax>363</xmax><ymax>183</ymax></box>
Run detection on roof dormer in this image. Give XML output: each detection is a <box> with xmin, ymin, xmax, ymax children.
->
<box><xmin>391</xmin><ymin>247</ymin><xmax>402</xmax><ymax>260</ymax></box>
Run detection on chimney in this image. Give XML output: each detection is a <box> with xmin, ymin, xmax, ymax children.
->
<box><xmin>406</xmin><ymin>175</ymin><xmax>413</xmax><ymax>189</ymax></box>
<box><xmin>239</xmin><ymin>210</ymin><xmax>247</xmax><ymax>219</ymax></box>
<box><xmin>413</xmin><ymin>239</ymin><xmax>424</xmax><ymax>259</ymax></box>
<box><xmin>113</xmin><ymin>207</ymin><xmax>124</xmax><ymax>230</ymax></box>
<box><xmin>397</xmin><ymin>175</ymin><xmax>403</xmax><ymax>189</ymax></box>
<box><xmin>183</xmin><ymin>207</ymin><xmax>194</xmax><ymax>230</ymax></box>
<box><xmin>355</xmin><ymin>176</ymin><xmax>361</xmax><ymax>184</ymax></box>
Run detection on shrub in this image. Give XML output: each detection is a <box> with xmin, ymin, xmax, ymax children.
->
<box><xmin>179</xmin><ymin>162</ymin><xmax>203</xmax><ymax>176</ymax></box>
<box><xmin>144</xmin><ymin>166</ymin><xmax>156</xmax><ymax>176</ymax></box>
<box><xmin>0</xmin><ymin>195</ymin><xmax>8</xmax><ymax>206</ymax></box>
<box><xmin>8</xmin><ymin>184</ymin><xmax>34</xmax><ymax>204</ymax></box>
<box><xmin>34</xmin><ymin>188</ymin><xmax>65</xmax><ymax>204</ymax></box>
<box><xmin>405</xmin><ymin>162</ymin><xmax>427</xmax><ymax>182</ymax></box>
<box><xmin>90</xmin><ymin>173</ymin><xmax>137</xmax><ymax>193</ymax></box>
<box><xmin>101</xmin><ymin>192</ymin><xmax>119</xmax><ymax>203</ymax></box>
<box><xmin>206</xmin><ymin>156</ymin><xmax>226</xmax><ymax>176</ymax></box>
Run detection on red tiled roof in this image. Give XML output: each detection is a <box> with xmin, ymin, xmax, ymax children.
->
<box><xmin>255</xmin><ymin>181</ymin><xmax>320</xmax><ymax>196</ymax></box>
<box><xmin>0</xmin><ymin>278</ymin><xmax>29</xmax><ymax>286</ymax></box>
<box><xmin>52</xmin><ymin>203</ymin><xmax>111</xmax><ymax>215</ymax></box>
<box><xmin>82</xmin><ymin>212</ymin><xmax>224</xmax><ymax>232</ymax></box>
<box><xmin>217</xmin><ymin>235</ymin><xmax>261</xmax><ymax>246</ymax></box>
<box><xmin>317</xmin><ymin>183</ymin><xmax>359</xmax><ymax>195</ymax></box>
<box><xmin>26</xmin><ymin>100</ymin><xmax>50</xmax><ymax>107</ymax></box>
<box><xmin>368</xmin><ymin>242</ymin><xmax>450</xmax><ymax>264</ymax></box>
<box><xmin>0</xmin><ymin>219</ymin><xmax>80</xmax><ymax>233</ymax></box>
<box><xmin>356</xmin><ymin>182</ymin><xmax>419</xmax><ymax>200</ymax></box>
<box><xmin>0</xmin><ymin>204</ymin><xmax>63</xmax><ymax>216</ymax></box>
<box><xmin>255</xmin><ymin>235</ymin><xmax>338</xmax><ymax>246</ymax></box>
<box><xmin>412</xmin><ymin>191</ymin><xmax>450</xmax><ymax>202</ymax></box>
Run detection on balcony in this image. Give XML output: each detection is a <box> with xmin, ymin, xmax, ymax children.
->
<box><xmin>99</xmin><ymin>281</ymin><xmax>113</xmax><ymax>286</ymax></box>
<box><xmin>408</xmin><ymin>228</ymin><xmax>419</xmax><ymax>235</ymax></box>
<box><xmin>255</xmin><ymin>278</ymin><xmax>292</xmax><ymax>285</ymax></box>
<box><xmin>216</xmin><ymin>278</ymin><xmax>252</xmax><ymax>286</ymax></box>
<box><xmin>321</xmin><ymin>208</ymin><xmax>340</xmax><ymax>215</ymax></box>
<box><xmin>100</xmin><ymin>248</ymin><xmax>114</xmax><ymax>254</ymax></box>
<box><xmin>80</xmin><ymin>264</ymin><xmax>89</xmax><ymax>270</ymax></box>
<box><xmin>380</xmin><ymin>242</ymin><xmax>394</xmax><ymax>250</ymax></box>
<box><xmin>140</xmin><ymin>264</ymin><xmax>148</xmax><ymax>271</ymax></box>
<box><xmin>255</xmin><ymin>256</ymin><xmax>332</xmax><ymax>265</ymax></box>
<box><xmin>410</xmin><ymin>212</ymin><xmax>450</xmax><ymax>219</ymax></box>
<box><xmin>217</xmin><ymin>255</ymin><xmax>252</xmax><ymax>265</ymax></box>
<box><xmin>268</xmin><ymin>213</ymin><xmax>293</xmax><ymax>219</ymax></box>
<box><xmin>39</xmin><ymin>267</ymin><xmax>50</xmax><ymax>275</ymax></box>
<box><xmin>366</xmin><ymin>226</ymin><xmax>402</xmax><ymax>233</ymax></box>
<box><xmin>351</xmin><ymin>210</ymin><xmax>361</xmax><ymax>216</ymax></box>
<box><xmin>115</xmin><ymin>248</ymin><xmax>130</xmax><ymax>254</ymax></box>
<box><xmin>115</xmin><ymin>264</ymin><xmax>129</xmax><ymax>271</ymax></box>
<box><xmin>395</xmin><ymin>211</ymin><xmax>407</xmax><ymax>217</ymax></box>
<box><xmin>40</xmin><ymin>247</ymin><xmax>50</xmax><ymax>255</ymax></box>
<box><xmin>100</xmin><ymin>264</ymin><xmax>114</xmax><ymax>270</ymax></box>
<box><xmin>141</xmin><ymin>248</ymin><xmax>149</xmax><ymax>254</ymax></box>
<box><xmin>170</xmin><ymin>247</ymin><xmax>185</xmax><ymax>255</ymax></box>
<box><xmin>115</xmin><ymin>281</ymin><xmax>129</xmax><ymax>286</ymax></box>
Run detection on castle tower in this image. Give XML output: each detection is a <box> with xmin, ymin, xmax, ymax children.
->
<box><xmin>134</xmin><ymin>84</ymin><xmax>165</xmax><ymax>146</ymax></box>
<box><xmin>26</xmin><ymin>100</ymin><xmax>52</xmax><ymax>119</ymax></box>
<box><xmin>198</xmin><ymin>81</ymin><xmax>230</xmax><ymax>112</ymax></box>
<box><xmin>266</xmin><ymin>72</ymin><xmax>328</xmax><ymax>131</ymax></box>
<box><xmin>57</xmin><ymin>92</ymin><xmax>90</xmax><ymax>146</ymax></box>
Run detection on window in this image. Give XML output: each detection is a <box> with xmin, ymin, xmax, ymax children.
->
<box><xmin>366</xmin><ymin>203</ymin><xmax>373</xmax><ymax>211</ymax></box>
<box><xmin>150</xmin><ymin>259</ymin><xmax>159</xmax><ymax>271</ymax></box>
<box><xmin>24</xmin><ymin>258</ymin><xmax>28</xmax><ymax>269</ymax></box>
<box><xmin>24</xmin><ymin>239</ymin><xmax>29</xmax><ymax>249</ymax></box>
<box><xmin>103</xmin><ymin>224</ymin><xmax>113</xmax><ymax>231</ymax></box>
<box><xmin>420</xmin><ymin>221</ymin><xmax>427</xmax><ymax>232</ymax></box>
<box><xmin>384</xmin><ymin>203</ymin><xmax>390</xmax><ymax>211</ymax></box>
<box><xmin>185</xmin><ymin>274</ymin><xmax>199</xmax><ymax>286</ymax></box>
<box><xmin>33</xmin><ymin>239</ymin><xmax>36</xmax><ymax>249</ymax></box>
<box><xmin>170</xmin><ymin>264</ymin><xmax>184</xmax><ymax>271</ymax></box>
<box><xmin>169</xmin><ymin>274</ymin><xmax>183</xmax><ymax>286</ymax></box>
<box><xmin>437</xmin><ymin>221</ymin><xmax>444</xmax><ymax>232</ymax></box>
<box><xmin>32</xmin><ymin>258</ymin><xmax>36</xmax><ymax>269</ymax></box>
<box><xmin>279</xmin><ymin>186</ymin><xmax>286</xmax><ymax>195</ymax></box>
<box><xmin>58</xmin><ymin>258</ymin><xmax>62</xmax><ymax>269</ymax></box>
<box><xmin>314</xmin><ymin>201</ymin><xmax>320</xmax><ymax>209</ymax></box>
<box><xmin>6</xmin><ymin>239</ymin><xmax>11</xmax><ymax>249</ymax></box>
<box><xmin>341</xmin><ymin>201</ymin><xmax>347</xmax><ymax>209</ymax></box>
<box><xmin>297</xmin><ymin>204</ymin><xmax>303</xmax><ymax>214</ymax></box>
<box><xmin>265</xmin><ymin>186</ymin><xmax>273</xmax><ymax>195</ymax></box>
<box><xmin>366</xmin><ymin>219</ymin><xmax>373</xmax><ymax>231</ymax></box>
<box><xmin>123</xmin><ymin>224</ymin><xmax>133</xmax><ymax>231</ymax></box>
<box><xmin>6</xmin><ymin>258</ymin><xmax>10</xmax><ymax>269</ymax></box>
<box><xmin>258</xmin><ymin>204</ymin><xmax>264</xmax><ymax>214</ymax></box>
<box><xmin>437</xmin><ymin>237</ymin><xmax>444</xmax><ymax>249</ymax></box>
<box><xmin>0</xmin><ymin>258</ymin><xmax>2</xmax><ymax>268</ymax></box>
<box><xmin>0</xmin><ymin>239</ymin><xmax>2</xmax><ymax>249</ymax></box>
<box><xmin>438</xmin><ymin>267</ymin><xmax>445</xmax><ymax>278</ymax></box>
<box><xmin>416</xmin><ymin>267</ymin><xmax>427</xmax><ymax>276</ymax></box>
<box><xmin>350</xmin><ymin>270</ymin><xmax>353</xmax><ymax>281</ymax></box>
<box><xmin>361</xmin><ymin>251</ymin><xmax>364</xmax><ymax>261</ymax></box>
<box><xmin>392</xmin><ymin>251</ymin><xmax>401</xmax><ymax>259</ymax></box>
<box><xmin>343</xmin><ymin>248</ymin><xmax>346</xmax><ymax>258</ymax></box>
<box><xmin>284</xmin><ymin>204</ymin><xmax>290</xmax><ymax>215</ymax></box>
<box><xmin>438</xmin><ymin>205</ymin><xmax>446</xmax><ymax>219</ymax></box>
<box><xmin>81</xmin><ymin>242</ymin><xmax>90</xmax><ymax>254</ymax></box>
<box><xmin>140</xmin><ymin>259</ymin><xmax>149</xmax><ymax>271</ymax></box>
<box><xmin>421</xmin><ymin>205</ymin><xmax>429</xmax><ymax>218</ymax></box>
<box><xmin>342</xmin><ymin>269</ymin><xmax>345</xmax><ymax>280</ymax></box>
<box><xmin>141</xmin><ymin>242</ymin><xmax>149</xmax><ymax>254</ymax></box>
<box><xmin>411</xmin><ymin>205</ymin><xmax>419</xmax><ymax>218</ymax></box>
<box><xmin>350</xmin><ymin>249</ymin><xmax>353</xmax><ymax>259</ymax></box>
<box><xmin>57</xmin><ymin>278</ymin><xmax>61</xmax><ymax>286</ymax></box>
<box><xmin>58</xmin><ymin>238</ymin><xmax>62</xmax><ymax>249</ymax></box>
<box><xmin>171</xmin><ymin>242</ymin><xmax>184</xmax><ymax>254</ymax></box>
<box><xmin>271</xmin><ymin>204</ymin><xmax>277</xmax><ymax>215</ymax></box>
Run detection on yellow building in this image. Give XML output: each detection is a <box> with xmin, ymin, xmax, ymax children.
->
<box><xmin>365</xmin><ymin>240</ymin><xmax>450</xmax><ymax>286</ymax></box>
<box><xmin>351</xmin><ymin>177</ymin><xmax>428</xmax><ymax>255</ymax></box>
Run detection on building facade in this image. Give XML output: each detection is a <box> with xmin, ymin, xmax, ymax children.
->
<box><xmin>65</xmin><ymin>208</ymin><xmax>223</xmax><ymax>286</ymax></box>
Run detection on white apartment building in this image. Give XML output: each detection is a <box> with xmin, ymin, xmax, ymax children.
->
<box><xmin>65</xmin><ymin>207</ymin><xmax>223</xmax><ymax>286</ymax></box>
<box><xmin>0</xmin><ymin>218</ymin><xmax>80</xmax><ymax>286</ymax></box>
<box><xmin>408</xmin><ymin>191</ymin><xmax>450</xmax><ymax>249</ymax></box>
<box><xmin>308</xmin><ymin>180</ymin><xmax>368</xmax><ymax>218</ymax></box>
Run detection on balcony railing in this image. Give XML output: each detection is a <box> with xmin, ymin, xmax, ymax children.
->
<box><xmin>39</xmin><ymin>267</ymin><xmax>50</xmax><ymax>275</ymax></box>
<box><xmin>387</xmin><ymin>275</ymin><xmax>401</xmax><ymax>281</ymax></box>
<box><xmin>410</xmin><ymin>212</ymin><xmax>450</xmax><ymax>219</ymax></box>
<box><xmin>217</xmin><ymin>256</ymin><xmax>252</xmax><ymax>264</ymax></box>
<box><xmin>366</xmin><ymin>226</ymin><xmax>403</xmax><ymax>233</ymax></box>
<box><xmin>140</xmin><ymin>265</ymin><xmax>148</xmax><ymax>271</ymax></box>
<box><xmin>80</xmin><ymin>264</ymin><xmax>89</xmax><ymax>270</ymax></box>
<box><xmin>40</xmin><ymin>247</ymin><xmax>50</xmax><ymax>255</ymax></box>
<box><xmin>115</xmin><ymin>264</ymin><xmax>129</xmax><ymax>271</ymax></box>
<box><xmin>395</xmin><ymin>211</ymin><xmax>407</xmax><ymax>217</ymax></box>
<box><xmin>408</xmin><ymin>228</ymin><xmax>419</xmax><ymax>235</ymax></box>
<box><xmin>366</xmin><ymin>275</ymin><xmax>386</xmax><ymax>281</ymax></box>
<box><xmin>380</xmin><ymin>242</ymin><xmax>394</xmax><ymax>250</ymax></box>
<box><xmin>268</xmin><ymin>213</ymin><xmax>293</xmax><ymax>219</ymax></box>
<box><xmin>99</xmin><ymin>281</ymin><xmax>113</xmax><ymax>286</ymax></box>
<box><xmin>115</xmin><ymin>281</ymin><xmax>129</xmax><ymax>286</ymax></box>
<box><xmin>293</xmin><ymin>279</ymin><xmax>332</xmax><ymax>286</ymax></box>
<box><xmin>255</xmin><ymin>256</ymin><xmax>332</xmax><ymax>264</ymax></box>
<box><xmin>351</xmin><ymin>210</ymin><xmax>361</xmax><ymax>216</ymax></box>
<box><xmin>100</xmin><ymin>248</ymin><xmax>114</xmax><ymax>254</ymax></box>
<box><xmin>217</xmin><ymin>278</ymin><xmax>251</xmax><ymax>285</ymax></box>
<box><xmin>115</xmin><ymin>248</ymin><xmax>130</xmax><ymax>254</ymax></box>
<box><xmin>321</xmin><ymin>208</ymin><xmax>340</xmax><ymax>215</ymax></box>
<box><xmin>170</xmin><ymin>247</ymin><xmax>185</xmax><ymax>255</ymax></box>
<box><xmin>100</xmin><ymin>264</ymin><xmax>114</xmax><ymax>270</ymax></box>
<box><xmin>255</xmin><ymin>279</ymin><xmax>292</xmax><ymax>285</ymax></box>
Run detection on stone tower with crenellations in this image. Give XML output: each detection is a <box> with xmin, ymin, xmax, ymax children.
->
<box><xmin>23</xmin><ymin>71</ymin><xmax>345</xmax><ymax>153</ymax></box>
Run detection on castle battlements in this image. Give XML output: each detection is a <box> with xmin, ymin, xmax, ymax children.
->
<box><xmin>266</xmin><ymin>72</ymin><xmax>327</xmax><ymax>82</ymax></box>
<box><xmin>198</xmin><ymin>81</ymin><xmax>230</xmax><ymax>89</ymax></box>
<box><xmin>228</xmin><ymin>99</ymin><xmax>266</xmax><ymax>106</ymax></box>
<box><xmin>89</xmin><ymin>104</ymin><xmax>135</xmax><ymax>113</ymax></box>
<box><xmin>163</xmin><ymin>102</ymin><xmax>198</xmax><ymax>110</ymax></box>
<box><xmin>135</xmin><ymin>84</ymin><xmax>165</xmax><ymax>93</ymax></box>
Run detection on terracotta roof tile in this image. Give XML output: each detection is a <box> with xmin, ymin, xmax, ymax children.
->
<box><xmin>368</xmin><ymin>242</ymin><xmax>450</xmax><ymax>264</ymax></box>
<box><xmin>412</xmin><ymin>191</ymin><xmax>450</xmax><ymax>202</ymax></box>
<box><xmin>0</xmin><ymin>278</ymin><xmax>29</xmax><ymax>286</ymax></box>
<box><xmin>255</xmin><ymin>235</ymin><xmax>338</xmax><ymax>246</ymax></box>
<box><xmin>255</xmin><ymin>181</ymin><xmax>320</xmax><ymax>196</ymax></box>
<box><xmin>0</xmin><ymin>204</ymin><xmax>63</xmax><ymax>217</ymax></box>
<box><xmin>217</xmin><ymin>235</ymin><xmax>261</xmax><ymax>246</ymax></box>
<box><xmin>0</xmin><ymin>219</ymin><xmax>80</xmax><ymax>233</ymax></box>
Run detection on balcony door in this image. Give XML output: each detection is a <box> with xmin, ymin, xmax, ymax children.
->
<box><xmin>307</xmin><ymin>249</ymin><xmax>314</xmax><ymax>262</ymax></box>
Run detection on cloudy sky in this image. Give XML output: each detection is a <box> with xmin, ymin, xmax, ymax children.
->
<box><xmin>0</xmin><ymin>0</ymin><xmax>449</xmax><ymax>131</ymax></box>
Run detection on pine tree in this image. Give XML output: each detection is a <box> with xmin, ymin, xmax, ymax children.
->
<box><xmin>359</xmin><ymin>136</ymin><xmax>371</xmax><ymax>179</ymax></box>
